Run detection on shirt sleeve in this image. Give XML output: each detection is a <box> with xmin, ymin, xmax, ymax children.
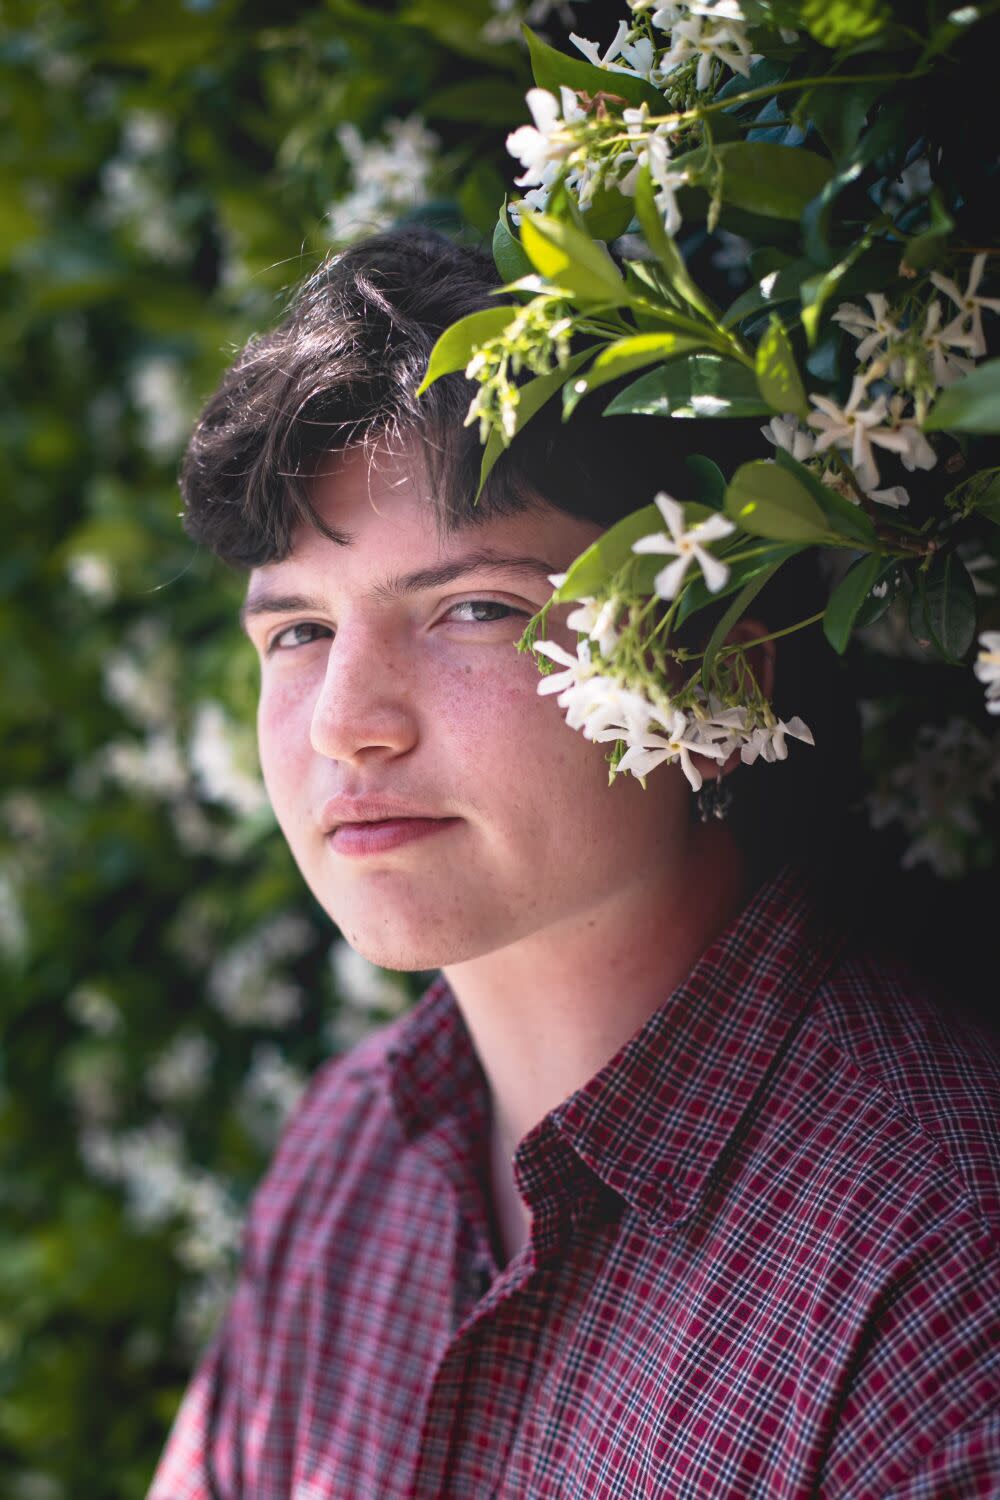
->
<box><xmin>876</xmin><ymin>1405</ymin><xmax>1000</xmax><ymax>1498</ymax></box>
<box><xmin>145</xmin><ymin>1263</ymin><xmax>254</xmax><ymax>1500</ymax></box>
<box><xmin>819</xmin><ymin>1203</ymin><xmax>1000</xmax><ymax>1499</ymax></box>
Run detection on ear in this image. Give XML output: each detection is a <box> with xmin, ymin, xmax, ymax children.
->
<box><xmin>690</xmin><ymin>613</ymin><xmax>776</xmax><ymax>786</ymax></box>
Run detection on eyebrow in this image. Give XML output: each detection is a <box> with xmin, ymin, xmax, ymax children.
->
<box><xmin>238</xmin><ymin>548</ymin><xmax>559</xmax><ymax>634</ymax></box>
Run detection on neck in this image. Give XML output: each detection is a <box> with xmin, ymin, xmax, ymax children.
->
<box><xmin>443</xmin><ymin>819</ymin><xmax>751</xmax><ymax>1181</ymax></box>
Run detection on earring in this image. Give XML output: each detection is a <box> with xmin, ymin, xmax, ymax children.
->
<box><xmin>695</xmin><ymin>773</ymin><xmax>733</xmax><ymax>823</ymax></box>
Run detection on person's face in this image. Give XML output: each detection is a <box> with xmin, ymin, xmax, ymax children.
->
<box><xmin>241</xmin><ymin>441</ymin><xmax>697</xmax><ymax>970</ymax></box>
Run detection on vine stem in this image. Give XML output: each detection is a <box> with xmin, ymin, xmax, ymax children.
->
<box><xmin>714</xmin><ymin>610</ymin><xmax>826</xmax><ymax>655</ymax></box>
<box><xmin>619</xmin><ymin>70</ymin><xmax>925</xmax><ymax>134</ymax></box>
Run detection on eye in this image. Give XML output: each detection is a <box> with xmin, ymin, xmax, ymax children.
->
<box><xmin>266</xmin><ymin>621</ymin><xmax>331</xmax><ymax>654</ymax></box>
<box><xmin>445</xmin><ymin>599</ymin><xmax>527</xmax><ymax>625</ymax></box>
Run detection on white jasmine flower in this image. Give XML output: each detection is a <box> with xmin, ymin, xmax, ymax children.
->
<box><xmin>832</xmin><ymin>293</ymin><xmax>900</xmax><ymax>362</ymax></box>
<box><xmin>565</xmin><ymin>678</ymin><xmax>655</xmax><ymax>741</ymax></box>
<box><xmin>921</xmin><ymin>300</ymin><xmax>978</xmax><ymax>387</ymax></box>
<box><xmin>930</xmin><ymin>253</ymin><xmax>1000</xmax><ymax>357</ymax></box>
<box><xmin>617</xmin><ymin>106</ymin><xmax>687</xmax><ymax>236</ymax></box>
<box><xmin>566</xmin><ymin>596</ymin><xmax>622</xmax><ymax>658</ymax></box>
<box><xmin>615</xmin><ymin>710</ymin><xmax>728</xmax><ymax>790</ymax></box>
<box><xmin>656</xmin><ymin>13</ymin><xmax>753</xmax><ymax>91</ymax></box>
<box><xmin>506</xmin><ymin>86</ymin><xmax>587</xmax><ymax>193</ymax></box>
<box><xmin>67</xmin><ymin>983</ymin><xmax>121</xmax><ymax>1036</ymax></box>
<box><xmin>631</xmin><ymin>490</ymin><xmax>736</xmax><ymax>599</ymax></box>
<box><xmin>761</xmin><ymin>414</ymin><xmax>816</xmax><ymax>461</ymax></box>
<box><xmin>647</xmin><ymin>2</ymin><xmax>684</xmax><ymax>28</ymax></box>
<box><xmin>67</xmin><ymin>552</ymin><xmax>117</xmax><ymax>606</ymax></box>
<box><xmin>508</xmin><ymin>185</ymin><xmax>550</xmax><ymax>223</ymax></box>
<box><xmin>146</xmin><ymin>1033</ymin><xmax>216</xmax><ymax>1105</ymax></box>
<box><xmin>328</xmin><ymin>116</ymin><xmax>439</xmax><ymax>243</ymax></box>
<box><xmin>188</xmin><ymin>701</ymin><xmax>269</xmax><ymax>819</ymax></box>
<box><xmin>237</xmin><ymin>1043</ymin><xmax>308</xmax><ymax>1148</ymax></box>
<box><xmin>129</xmin><ymin>356</ymin><xmax>192</xmax><ymax>459</ymax></box>
<box><xmin>974</xmin><ymin>631</ymin><xmax>1000</xmax><ymax>715</ymax></box>
<box><xmin>329</xmin><ymin>939</ymin><xmax>409</xmax><ymax>1017</ymax></box>
<box><xmin>807</xmin><ymin>375</ymin><xmax>914</xmax><ymax>492</ymax></box>
<box><xmin>740</xmin><ymin>715</ymin><xmax>815</xmax><ymax>764</ymax></box>
<box><xmin>866</xmin><ymin>485</ymin><xmax>910</xmax><ymax>509</ymax></box>
<box><xmin>569</xmin><ymin>19</ymin><xmax>641</xmax><ymax>73</ymax></box>
<box><xmin>533</xmin><ymin>636</ymin><xmax>600</xmax><ymax>697</ymax></box>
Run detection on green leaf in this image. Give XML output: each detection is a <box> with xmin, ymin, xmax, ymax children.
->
<box><xmin>519</xmin><ymin>210</ymin><xmax>625</xmax><ymax>303</ymax></box>
<box><xmin>493</xmin><ymin>202</ymin><xmax>533</xmax><ymax>284</ymax></box>
<box><xmin>551</xmin><ymin>504</ymin><xmax>665</xmax><ymax>601</ymax></box>
<box><xmin>700</xmin><ymin>560</ymin><xmax>787</xmax><ymax>689</ymax></box>
<box><xmin>804</xmin><ymin>80</ymin><xmax>885</xmax><ymax>166</ymax></box>
<box><xmin>522</xmin><ymin>24</ymin><xmax>664</xmax><ymax>111</ymax></box>
<box><xmin>676</xmin><ymin>543</ymin><xmax>806</xmax><ymax>625</ymax></box>
<box><xmin>603</xmin><ymin>355</ymin><xmax>771</xmax><ymax>418</ymax></box>
<box><xmin>475</xmin><ymin>347</ymin><xmax>593</xmax><ymax>499</ymax></box>
<box><xmin>923</xmin><ymin>359</ymin><xmax>1000</xmax><ymax>434</ymax></box>
<box><xmin>797</xmin><ymin>0</ymin><xmax>890</xmax><ymax>47</ymax></box>
<box><xmin>968</xmin><ymin>470</ymin><xmax>1000</xmax><ymax>526</ymax></box>
<box><xmin>755</xmin><ymin>317</ymin><xmax>808</xmax><ymax>417</ymax></box>
<box><xmin>458</xmin><ymin>162</ymin><xmax>508</xmax><ymax>237</ymax></box>
<box><xmin>712</xmin><ymin>143</ymin><xmax>834</xmax><ymax>221</ymax></box>
<box><xmin>579</xmin><ymin>181</ymin><xmax>636</xmax><ymax>242</ymax></box>
<box><xmin>773</xmin><ymin>448</ymin><xmax>877</xmax><ymax>546</ymax></box>
<box><xmin>854</xmin><ymin>556</ymin><xmax>905</xmax><ymax>627</ymax></box>
<box><xmin>902</xmin><ymin>189</ymin><xmax>954</xmax><ymax>272</ymax></box>
<box><xmin>416</xmin><ymin>307</ymin><xmax>518</xmax><ymax>396</ymax></box>
<box><xmin>909</xmin><ymin>551</ymin><xmax>977</xmax><ymax>662</ymax></box>
<box><xmin>684</xmin><ymin>455</ymin><xmax>727</xmax><ymax>509</ymax></box>
<box><xmin>823</xmin><ymin>552</ymin><xmax>883</xmax><ymax>654</ymax></box>
<box><xmin>424</xmin><ymin>78</ymin><xmax>529</xmax><ymax>124</ymax></box>
<box><xmin>562</xmin><ymin>332</ymin><xmax>706</xmax><ymax>416</ymax></box>
<box><xmin>800</xmin><ymin>231</ymin><xmax>871</xmax><ymax>345</ymax></box>
<box><xmin>723</xmin><ymin>258</ymin><xmax>812</xmax><ymax>327</ymax></box>
<box><xmin>633</xmin><ymin>166</ymin><xmax>718</xmax><ymax>322</ymax></box>
<box><xmin>725</xmin><ymin>461</ymin><xmax>832</xmax><ymax>542</ymax></box>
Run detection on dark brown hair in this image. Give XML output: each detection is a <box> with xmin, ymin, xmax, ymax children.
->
<box><xmin>179</xmin><ymin>224</ymin><xmax>865</xmax><ymax>888</ymax></box>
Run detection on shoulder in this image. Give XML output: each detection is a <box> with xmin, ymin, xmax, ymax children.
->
<box><xmin>807</xmin><ymin>942</ymin><xmax>1000</xmax><ymax>1239</ymax></box>
<box><xmin>238</xmin><ymin>1004</ymin><xmax>418</xmax><ymax>1272</ymax></box>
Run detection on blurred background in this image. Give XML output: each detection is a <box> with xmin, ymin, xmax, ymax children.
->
<box><xmin>1</xmin><ymin>1</ymin><xmax>997</xmax><ymax>1495</ymax></box>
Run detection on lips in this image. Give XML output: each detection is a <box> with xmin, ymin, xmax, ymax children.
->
<box><xmin>326</xmin><ymin>815</ymin><xmax>459</xmax><ymax>856</ymax></box>
<box><xmin>317</xmin><ymin>796</ymin><xmax>448</xmax><ymax>836</ymax></box>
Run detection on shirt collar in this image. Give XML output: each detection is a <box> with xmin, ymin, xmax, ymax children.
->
<box><xmin>372</xmin><ymin>856</ymin><xmax>850</xmax><ymax>1242</ymax></box>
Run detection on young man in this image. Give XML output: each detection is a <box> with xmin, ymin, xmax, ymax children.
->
<box><xmin>149</xmin><ymin>228</ymin><xmax>1000</xmax><ymax>1499</ymax></box>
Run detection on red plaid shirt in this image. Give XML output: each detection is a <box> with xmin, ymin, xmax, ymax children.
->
<box><xmin>148</xmin><ymin>858</ymin><xmax>1000</xmax><ymax>1498</ymax></box>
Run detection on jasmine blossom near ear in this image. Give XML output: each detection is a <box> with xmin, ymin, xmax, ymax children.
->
<box><xmin>740</xmin><ymin>716</ymin><xmax>815</xmax><ymax>765</ymax></box>
<box><xmin>631</xmin><ymin>491</ymin><xmax>735</xmax><ymax>600</ymax></box>
<box><xmin>613</xmin><ymin>710</ymin><xmax>729</xmax><ymax>790</ymax></box>
<box><xmin>532</xmin><ymin>637</ymin><xmax>599</xmax><ymax>696</ymax></box>
<box><xmin>566</xmin><ymin>596</ymin><xmax>623</xmax><ymax>659</ymax></box>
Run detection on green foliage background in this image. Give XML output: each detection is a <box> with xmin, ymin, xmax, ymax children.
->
<box><xmin>0</xmin><ymin>0</ymin><xmax>610</xmax><ymax>1493</ymax></box>
<box><xmin>1</xmin><ymin>1</ymin><xmax>997</xmax><ymax>1495</ymax></box>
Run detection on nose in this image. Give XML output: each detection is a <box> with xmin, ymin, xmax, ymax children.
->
<box><xmin>309</xmin><ymin>624</ymin><xmax>418</xmax><ymax>765</ymax></box>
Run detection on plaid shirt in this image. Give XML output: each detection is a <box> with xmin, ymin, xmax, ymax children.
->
<box><xmin>148</xmin><ymin>858</ymin><xmax>1000</xmax><ymax>1498</ymax></box>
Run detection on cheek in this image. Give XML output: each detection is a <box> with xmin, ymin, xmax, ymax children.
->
<box><xmin>434</xmin><ymin>648</ymin><xmax>609</xmax><ymax>815</ymax></box>
<box><xmin>256</xmin><ymin>678</ymin><xmax>314</xmax><ymax>792</ymax></box>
